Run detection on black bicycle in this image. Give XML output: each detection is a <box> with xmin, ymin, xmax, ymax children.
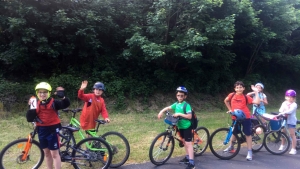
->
<box><xmin>0</xmin><ymin>120</ymin><xmax>113</xmax><ymax>169</ymax></box>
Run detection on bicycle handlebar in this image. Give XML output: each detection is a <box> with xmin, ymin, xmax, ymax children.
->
<box><xmin>62</xmin><ymin>108</ymin><xmax>82</xmax><ymax>113</ymax></box>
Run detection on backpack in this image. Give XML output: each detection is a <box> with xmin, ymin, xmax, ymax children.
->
<box><xmin>183</xmin><ymin>102</ymin><xmax>198</xmax><ymax>129</ymax></box>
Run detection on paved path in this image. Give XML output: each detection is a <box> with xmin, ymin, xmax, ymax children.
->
<box><xmin>115</xmin><ymin>148</ymin><xmax>300</xmax><ymax>169</ymax></box>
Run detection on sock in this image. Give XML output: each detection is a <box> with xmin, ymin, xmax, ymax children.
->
<box><xmin>185</xmin><ymin>155</ymin><xmax>189</xmax><ymax>159</ymax></box>
<box><xmin>189</xmin><ymin>159</ymin><xmax>194</xmax><ymax>165</ymax></box>
<box><xmin>248</xmin><ymin>150</ymin><xmax>252</xmax><ymax>156</ymax></box>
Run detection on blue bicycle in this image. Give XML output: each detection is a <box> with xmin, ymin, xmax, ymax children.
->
<box><xmin>209</xmin><ymin>110</ymin><xmax>266</xmax><ymax>160</ymax></box>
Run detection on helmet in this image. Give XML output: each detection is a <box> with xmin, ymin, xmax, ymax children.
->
<box><xmin>231</xmin><ymin>109</ymin><xmax>246</xmax><ymax>121</ymax></box>
<box><xmin>35</xmin><ymin>82</ymin><xmax>52</xmax><ymax>91</ymax></box>
<box><xmin>255</xmin><ymin>83</ymin><xmax>264</xmax><ymax>89</ymax></box>
<box><xmin>93</xmin><ymin>82</ymin><xmax>105</xmax><ymax>91</ymax></box>
<box><xmin>285</xmin><ymin>89</ymin><xmax>296</xmax><ymax>97</ymax></box>
<box><xmin>176</xmin><ymin>86</ymin><xmax>188</xmax><ymax>94</ymax></box>
<box><xmin>35</xmin><ymin>82</ymin><xmax>52</xmax><ymax>99</ymax></box>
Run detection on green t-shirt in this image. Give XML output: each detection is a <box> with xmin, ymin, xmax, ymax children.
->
<box><xmin>170</xmin><ymin>101</ymin><xmax>192</xmax><ymax>129</ymax></box>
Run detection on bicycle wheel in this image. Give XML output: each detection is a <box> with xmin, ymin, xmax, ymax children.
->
<box><xmin>209</xmin><ymin>128</ymin><xmax>240</xmax><ymax>160</ymax></box>
<box><xmin>296</xmin><ymin>127</ymin><xmax>300</xmax><ymax>150</ymax></box>
<box><xmin>193</xmin><ymin>127</ymin><xmax>209</xmax><ymax>156</ymax></box>
<box><xmin>71</xmin><ymin>137</ymin><xmax>112</xmax><ymax>169</ymax></box>
<box><xmin>252</xmin><ymin>124</ymin><xmax>266</xmax><ymax>152</ymax></box>
<box><xmin>149</xmin><ymin>131</ymin><xmax>175</xmax><ymax>165</ymax></box>
<box><xmin>0</xmin><ymin>138</ymin><xmax>44</xmax><ymax>169</ymax></box>
<box><xmin>59</xmin><ymin>127</ymin><xmax>76</xmax><ymax>161</ymax></box>
<box><xmin>101</xmin><ymin>131</ymin><xmax>130</xmax><ymax>168</ymax></box>
<box><xmin>264</xmin><ymin>131</ymin><xmax>290</xmax><ymax>155</ymax></box>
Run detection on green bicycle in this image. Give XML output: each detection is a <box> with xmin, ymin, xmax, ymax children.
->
<box><xmin>60</xmin><ymin>108</ymin><xmax>130</xmax><ymax>168</ymax></box>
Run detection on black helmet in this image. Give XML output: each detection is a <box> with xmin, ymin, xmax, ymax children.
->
<box><xmin>93</xmin><ymin>82</ymin><xmax>105</xmax><ymax>91</ymax></box>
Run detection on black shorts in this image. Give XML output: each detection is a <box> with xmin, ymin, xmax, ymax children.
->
<box><xmin>179</xmin><ymin>126</ymin><xmax>193</xmax><ymax>142</ymax></box>
<box><xmin>232</xmin><ymin>118</ymin><xmax>252</xmax><ymax>136</ymax></box>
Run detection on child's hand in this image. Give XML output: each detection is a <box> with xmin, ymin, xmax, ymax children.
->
<box><xmin>80</xmin><ymin>80</ymin><xmax>88</xmax><ymax>90</ymax></box>
<box><xmin>251</xmin><ymin>85</ymin><xmax>259</xmax><ymax>92</ymax></box>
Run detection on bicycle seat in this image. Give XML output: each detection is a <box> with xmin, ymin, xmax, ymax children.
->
<box><xmin>62</xmin><ymin>126</ymin><xmax>80</xmax><ymax>132</ymax></box>
<box><xmin>95</xmin><ymin>119</ymin><xmax>106</xmax><ymax>124</ymax></box>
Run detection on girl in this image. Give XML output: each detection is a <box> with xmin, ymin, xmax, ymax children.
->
<box><xmin>278</xmin><ymin>89</ymin><xmax>297</xmax><ymax>155</ymax></box>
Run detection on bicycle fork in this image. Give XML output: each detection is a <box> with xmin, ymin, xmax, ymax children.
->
<box><xmin>21</xmin><ymin>133</ymin><xmax>33</xmax><ymax>161</ymax></box>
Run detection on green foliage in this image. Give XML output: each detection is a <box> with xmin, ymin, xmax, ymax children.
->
<box><xmin>0</xmin><ymin>0</ymin><xmax>300</xmax><ymax>110</ymax></box>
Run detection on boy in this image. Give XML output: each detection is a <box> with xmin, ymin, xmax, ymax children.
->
<box><xmin>78</xmin><ymin>80</ymin><xmax>110</xmax><ymax>131</ymax></box>
<box><xmin>26</xmin><ymin>82</ymin><xmax>70</xmax><ymax>169</ymax></box>
<box><xmin>157</xmin><ymin>86</ymin><xmax>195</xmax><ymax>169</ymax></box>
<box><xmin>224</xmin><ymin>81</ymin><xmax>260</xmax><ymax>161</ymax></box>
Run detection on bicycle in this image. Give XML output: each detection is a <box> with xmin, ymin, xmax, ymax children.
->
<box><xmin>149</xmin><ymin>111</ymin><xmax>209</xmax><ymax>166</ymax></box>
<box><xmin>263</xmin><ymin>114</ymin><xmax>300</xmax><ymax>155</ymax></box>
<box><xmin>60</xmin><ymin>108</ymin><xmax>130</xmax><ymax>168</ymax></box>
<box><xmin>0</xmin><ymin>120</ymin><xmax>113</xmax><ymax>169</ymax></box>
<box><xmin>208</xmin><ymin>111</ymin><xmax>266</xmax><ymax>160</ymax></box>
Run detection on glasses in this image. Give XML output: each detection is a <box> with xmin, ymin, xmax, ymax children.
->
<box><xmin>38</xmin><ymin>91</ymin><xmax>48</xmax><ymax>95</ymax></box>
<box><xmin>176</xmin><ymin>94</ymin><xmax>185</xmax><ymax>98</ymax></box>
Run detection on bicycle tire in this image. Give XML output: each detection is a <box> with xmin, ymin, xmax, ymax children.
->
<box><xmin>101</xmin><ymin>131</ymin><xmax>130</xmax><ymax>168</ymax></box>
<box><xmin>193</xmin><ymin>127</ymin><xmax>209</xmax><ymax>156</ymax></box>
<box><xmin>264</xmin><ymin>131</ymin><xmax>290</xmax><ymax>155</ymax></box>
<box><xmin>252</xmin><ymin>124</ymin><xmax>266</xmax><ymax>152</ymax></box>
<box><xmin>296</xmin><ymin>127</ymin><xmax>300</xmax><ymax>150</ymax></box>
<box><xmin>149</xmin><ymin>131</ymin><xmax>175</xmax><ymax>165</ymax></box>
<box><xmin>209</xmin><ymin>128</ymin><xmax>241</xmax><ymax>160</ymax></box>
<box><xmin>0</xmin><ymin>138</ymin><xmax>44</xmax><ymax>169</ymax></box>
<box><xmin>59</xmin><ymin>127</ymin><xmax>76</xmax><ymax>161</ymax></box>
<box><xmin>71</xmin><ymin>137</ymin><xmax>112</xmax><ymax>169</ymax></box>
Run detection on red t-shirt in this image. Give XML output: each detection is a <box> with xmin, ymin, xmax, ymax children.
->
<box><xmin>227</xmin><ymin>93</ymin><xmax>253</xmax><ymax>119</ymax></box>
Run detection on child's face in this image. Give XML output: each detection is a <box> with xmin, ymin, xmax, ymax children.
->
<box><xmin>255</xmin><ymin>85</ymin><xmax>263</xmax><ymax>92</ymax></box>
<box><xmin>37</xmin><ymin>89</ymin><xmax>49</xmax><ymax>100</ymax></box>
<box><xmin>94</xmin><ymin>88</ymin><xmax>103</xmax><ymax>96</ymax></box>
<box><xmin>176</xmin><ymin>92</ymin><xmax>186</xmax><ymax>103</ymax></box>
<box><xmin>234</xmin><ymin>85</ymin><xmax>245</xmax><ymax>94</ymax></box>
<box><xmin>285</xmin><ymin>96</ymin><xmax>295</xmax><ymax>103</ymax></box>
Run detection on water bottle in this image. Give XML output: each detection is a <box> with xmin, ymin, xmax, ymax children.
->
<box><xmin>30</xmin><ymin>96</ymin><xmax>37</xmax><ymax>109</ymax></box>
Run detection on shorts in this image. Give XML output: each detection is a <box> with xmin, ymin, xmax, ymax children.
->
<box><xmin>179</xmin><ymin>126</ymin><xmax>193</xmax><ymax>142</ymax></box>
<box><xmin>232</xmin><ymin>118</ymin><xmax>252</xmax><ymax>136</ymax></box>
<box><xmin>253</xmin><ymin>106</ymin><xmax>265</xmax><ymax>115</ymax></box>
<box><xmin>287</xmin><ymin>124</ymin><xmax>296</xmax><ymax>129</ymax></box>
<box><xmin>38</xmin><ymin>125</ymin><xmax>61</xmax><ymax>150</ymax></box>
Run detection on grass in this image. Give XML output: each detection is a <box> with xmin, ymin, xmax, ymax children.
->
<box><xmin>0</xmin><ymin>107</ymin><xmax>299</xmax><ymax>168</ymax></box>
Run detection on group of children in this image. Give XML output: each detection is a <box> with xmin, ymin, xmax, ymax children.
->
<box><xmin>158</xmin><ymin>81</ymin><xmax>297</xmax><ymax>169</ymax></box>
<box><xmin>27</xmin><ymin>80</ymin><xmax>297</xmax><ymax>169</ymax></box>
<box><xmin>26</xmin><ymin>81</ymin><xmax>109</xmax><ymax>169</ymax></box>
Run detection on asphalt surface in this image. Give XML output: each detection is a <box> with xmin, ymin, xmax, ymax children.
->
<box><xmin>115</xmin><ymin>147</ymin><xmax>300</xmax><ymax>169</ymax></box>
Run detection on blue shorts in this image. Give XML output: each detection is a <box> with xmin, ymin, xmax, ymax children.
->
<box><xmin>179</xmin><ymin>126</ymin><xmax>193</xmax><ymax>142</ymax></box>
<box><xmin>38</xmin><ymin>125</ymin><xmax>61</xmax><ymax>150</ymax></box>
<box><xmin>232</xmin><ymin>118</ymin><xmax>252</xmax><ymax>136</ymax></box>
<box><xmin>287</xmin><ymin>124</ymin><xmax>296</xmax><ymax>129</ymax></box>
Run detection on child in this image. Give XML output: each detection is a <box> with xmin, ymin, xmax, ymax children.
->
<box><xmin>224</xmin><ymin>81</ymin><xmax>260</xmax><ymax>161</ymax></box>
<box><xmin>247</xmin><ymin>83</ymin><xmax>268</xmax><ymax>124</ymax></box>
<box><xmin>26</xmin><ymin>82</ymin><xmax>70</xmax><ymax>169</ymax></box>
<box><xmin>78</xmin><ymin>80</ymin><xmax>110</xmax><ymax>131</ymax></box>
<box><xmin>278</xmin><ymin>89</ymin><xmax>297</xmax><ymax>155</ymax></box>
<box><xmin>157</xmin><ymin>86</ymin><xmax>195</xmax><ymax>169</ymax></box>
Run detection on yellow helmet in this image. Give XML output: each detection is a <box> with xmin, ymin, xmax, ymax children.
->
<box><xmin>35</xmin><ymin>82</ymin><xmax>52</xmax><ymax>99</ymax></box>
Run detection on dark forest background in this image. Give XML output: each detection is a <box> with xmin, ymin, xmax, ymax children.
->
<box><xmin>0</xmin><ymin>0</ymin><xmax>300</xmax><ymax>112</ymax></box>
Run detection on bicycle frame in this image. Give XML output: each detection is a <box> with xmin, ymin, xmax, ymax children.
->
<box><xmin>21</xmin><ymin>124</ymin><xmax>38</xmax><ymax>161</ymax></box>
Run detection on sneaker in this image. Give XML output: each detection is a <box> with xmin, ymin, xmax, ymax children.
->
<box><xmin>179</xmin><ymin>157</ymin><xmax>189</xmax><ymax>164</ymax></box>
<box><xmin>223</xmin><ymin>146</ymin><xmax>235</xmax><ymax>153</ymax></box>
<box><xmin>246</xmin><ymin>151</ymin><xmax>252</xmax><ymax>161</ymax></box>
<box><xmin>185</xmin><ymin>163</ymin><xmax>195</xmax><ymax>169</ymax></box>
<box><xmin>289</xmin><ymin>148</ymin><xmax>297</xmax><ymax>155</ymax></box>
<box><xmin>278</xmin><ymin>145</ymin><xmax>284</xmax><ymax>151</ymax></box>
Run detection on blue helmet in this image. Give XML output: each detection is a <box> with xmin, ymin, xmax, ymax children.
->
<box><xmin>93</xmin><ymin>82</ymin><xmax>105</xmax><ymax>91</ymax></box>
<box><xmin>231</xmin><ymin>109</ymin><xmax>246</xmax><ymax>121</ymax></box>
<box><xmin>176</xmin><ymin>86</ymin><xmax>188</xmax><ymax>94</ymax></box>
